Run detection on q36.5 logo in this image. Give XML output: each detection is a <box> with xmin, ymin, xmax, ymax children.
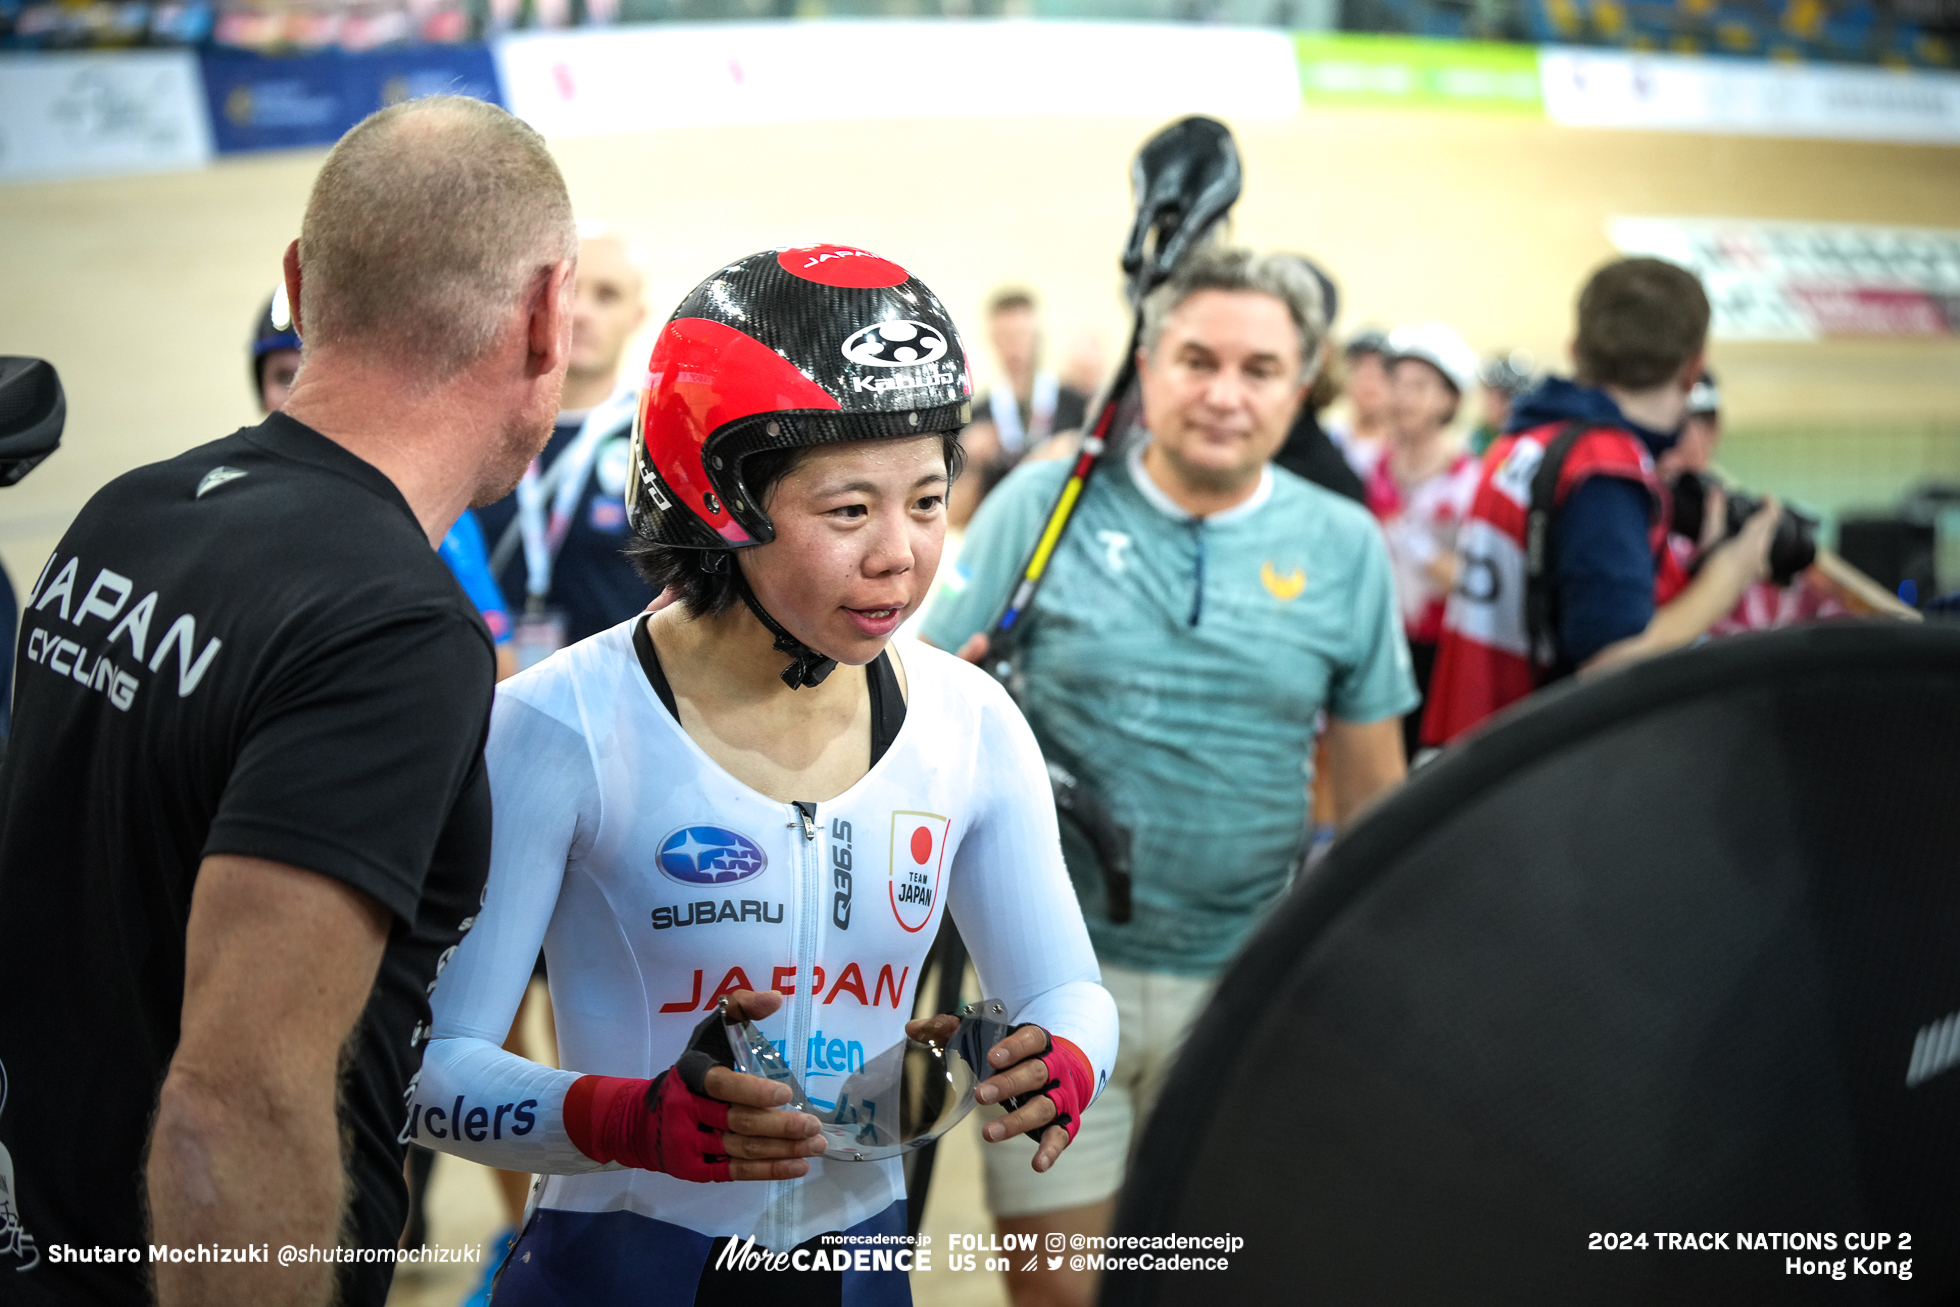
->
<box><xmin>842</xmin><ymin>320</ymin><xmax>948</xmax><ymax>369</ymax></box>
<box><xmin>658</xmin><ymin>826</ymin><xmax>768</xmax><ymax>886</ymax></box>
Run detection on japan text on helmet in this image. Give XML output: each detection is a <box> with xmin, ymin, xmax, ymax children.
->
<box><xmin>250</xmin><ymin>283</ymin><xmax>302</xmax><ymax>391</ymax></box>
<box><xmin>627</xmin><ymin>245</ymin><xmax>972</xmax><ymax>553</ymax></box>
<box><xmin>1386</xmin><ymin>321</ymin><xmax>1480</xmax><ymax>396</ymax></box>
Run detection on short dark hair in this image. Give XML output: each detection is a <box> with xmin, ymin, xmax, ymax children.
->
<box><xmin>986</xmin><ymin>287</ymin><xmax>1037</xmax><ymax>316</ymax></box>
<box><xmin>1305</xmin><ymin>345</ymin><xmax>1342</xmax><ymax>414</ymax></box>
<box><xmin>1574</xmin><ymin>258</ymin><xmax>1710</xmax><ymax>390</ymax></box>
<box><xmin>624</xmin><ymin>434</ymin><xmax>966</xmax><ymax>617</ymax></box>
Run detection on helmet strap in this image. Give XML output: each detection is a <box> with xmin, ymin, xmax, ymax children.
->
<box><xmin>731</xmin><ymin>564</ymin><xmax>836</xmax><ymax>690</ymax></box>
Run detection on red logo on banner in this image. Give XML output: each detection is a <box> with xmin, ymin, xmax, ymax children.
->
<box><xmin>1786</xmin><ymin>284</ymin><xmax>1953</xmax><ymax>338</ymax></box>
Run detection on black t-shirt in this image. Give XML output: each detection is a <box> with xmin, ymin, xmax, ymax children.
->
<box><xmin>475</xmin><ymin>412</ymin><xmax>655</xmax><ymax>644</ymax></box>
<box><xmin>0</xmin><ymin>564</ymin><xmax>15</xmax><ymax>739</ymax></box>
<box><xmin>1273</xmin><ymin>407</ymin><xmax>1367</xmax><ymax>507</ymax></box>
<box><xmin>0</xmin><ymin>413</ymin><xmax>494</xmax><ymax>1306</ymax></box>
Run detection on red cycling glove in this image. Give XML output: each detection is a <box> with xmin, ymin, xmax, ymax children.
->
<box><xmin>1005</xmin><ymin>1027</ymin><xmax>1096</xmax><ymax>1145</ymax></box>
<box><xmin>562</xmin><ymin>1011</ymin><xmax>736</xmax><ymax>1182</ymax></box>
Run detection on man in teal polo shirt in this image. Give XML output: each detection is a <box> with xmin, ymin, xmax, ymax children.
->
<box><xmin>923</xmin><ymin>246</ymin><xmax>1415</xmax><ymax>1307</ymax></box>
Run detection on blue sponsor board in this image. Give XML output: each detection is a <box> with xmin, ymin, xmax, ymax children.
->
<box><xmin>199</xmin><ymin>43</ymin><xmax>501</xmax><ymax>154</ymax></box>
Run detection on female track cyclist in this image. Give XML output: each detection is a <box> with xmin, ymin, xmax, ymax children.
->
<box><xmin>410</xmin><ymin>245</ymin><xmax>1115</xmax><ymax>1305</ymax></box>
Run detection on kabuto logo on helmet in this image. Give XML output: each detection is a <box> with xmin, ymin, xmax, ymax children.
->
<box><xmin>842</xmin><ymin>321</ymin><xmax>949</xmax><ymax>369</ymax></box>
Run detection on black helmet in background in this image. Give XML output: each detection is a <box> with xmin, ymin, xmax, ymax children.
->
<box><xmin>1343</xmin><ymin>327</ymin><xmax>1389</xmax><ymax>359</ymax></box>
<box><xmin>250</xmin><ymin>283</ymin><xmax>302</xmax><ymax>405</ymax></box>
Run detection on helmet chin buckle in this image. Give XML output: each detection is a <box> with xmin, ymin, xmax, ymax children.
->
<box><xmin>769</xmin><ymin>631</ymin><xmax>838</xmax><ymax>690</ymax></box>
<box><xmin>734</xmin><ymin>570</ymin><xmax>837</xmax><ymax>690</ymax></box>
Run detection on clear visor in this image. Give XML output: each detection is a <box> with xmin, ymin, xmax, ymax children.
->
<box><xmin>722</xmin><ymin>998</ymin><xmax>1015</xmax><ymax>1162</ymax></box>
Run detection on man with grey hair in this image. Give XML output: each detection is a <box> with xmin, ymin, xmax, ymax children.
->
<box><xmin>0</xmin><ymin>95</ymin><xmax>574</xmax><ymax>1307</ymax></box>
<box><xmin>924</xmin><ymin>246</ymin><xmax>1415</xmax><ymax>1307</ymax></box>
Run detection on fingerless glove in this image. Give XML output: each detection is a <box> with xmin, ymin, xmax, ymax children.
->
<box><xmin>562</xmin><ymin>1011</ymin><xmax>736</xmax><ymax>1181</ymax></box>
<box><xmin>1007</xmin><ymin>1027</ymin><xmax>1095</xmax><ymax>1145</ymax></box>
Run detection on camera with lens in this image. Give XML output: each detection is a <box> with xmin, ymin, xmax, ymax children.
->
<box><xmin>1669</xmin><ymin>471</ymin><xmax>1818</xmax><ymax>586</ymax></box>
<box><xmin>0</xmin><ymin>357</ymin><xmax>63</xmax><ymax>486</ymax></box>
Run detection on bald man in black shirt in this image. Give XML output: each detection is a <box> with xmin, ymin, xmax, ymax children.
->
<box><xmin>0</xmin><ymin>95</ymin><xmax>575</xmax><ymax>1307</ymax></box>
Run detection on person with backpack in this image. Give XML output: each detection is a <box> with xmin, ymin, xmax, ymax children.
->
<box><xmin>1422</xmin><ymin>258</ymin><xmax>1780</xmax><ymax>747</ymax></box>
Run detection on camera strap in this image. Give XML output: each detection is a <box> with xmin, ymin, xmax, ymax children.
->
<box><xmin>1523</xmin><ymin>422</ymin><xmax>1589</xmax><ymax>673</ymax></box>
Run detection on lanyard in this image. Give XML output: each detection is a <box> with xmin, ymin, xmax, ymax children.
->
<box><xmin>988</xmin><ymin>370</ymin><xmax>1061</xmax><ymax>456</ymax></box>
<box><xmin>515</xmin><ymin>386</ymin><xmax>638</xmax><ymax>602</ymax></box>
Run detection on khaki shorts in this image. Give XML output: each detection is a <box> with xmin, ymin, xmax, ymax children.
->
<box><xmin>981</xmin><ymin>963</ymin><xmax>1216</xmax><ymax>1218</ymax></box>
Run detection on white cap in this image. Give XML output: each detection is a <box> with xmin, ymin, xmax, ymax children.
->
<box><xmin>1386</xmin><ymin>321</ymin><xmax>1480</xmax><ymax>396</ymax></box>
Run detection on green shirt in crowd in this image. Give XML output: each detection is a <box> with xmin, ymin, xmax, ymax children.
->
<box><xmin>921</xmin><ymin>440</ymin><xmax>1418</xmax><ymax>977</ymax></box>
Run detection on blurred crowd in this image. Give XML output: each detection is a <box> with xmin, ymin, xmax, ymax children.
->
<box><xmin>1</xmin><ymin>0</ymin><xmax>218</xmax><ymax>46</ymax></box>
<box><xmin>936</xmin><ymin>260</ymin><xmax>1870</xmax><ymax>774</ymax></box>
<box><xmin>0</xmin><ymin>0</ymin><xmax>586</xmax><ymax>53</ymax></box>
<box><xmin>7</xmin><ymin>0</ymin><xmax>1951</xmax><ymax>66</ymax></box>
<box><xmin>0</xmin><ymin>0</ymin><xmax>475</xmax><ymax>50</ymax></box>
<box><xmin>1348</xmin><ymin>0</ymin><xmax>1955</xmax><ymax>66</ymax></box>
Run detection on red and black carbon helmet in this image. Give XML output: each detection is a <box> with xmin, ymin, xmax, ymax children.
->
<box><xmin>627</xmin><ymin>244</ymin><xmax>972</xmax><ymax>551</ymax></box>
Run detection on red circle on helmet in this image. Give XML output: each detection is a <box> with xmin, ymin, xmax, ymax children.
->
<box><xmin>777</xmin><ymin>244</ymin><xmax>909</xmax><ymax>289</ymax></box>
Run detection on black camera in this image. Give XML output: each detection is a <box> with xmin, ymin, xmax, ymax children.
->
<box><xmin>1669</xmin><ymin>471</ymin><xmax>1818</xmax><ymax>587</ymax></box>
<box><xmin>0</xmin><ymin>357</ymin><xmax>64</xmax><ymax>486</ymax></box>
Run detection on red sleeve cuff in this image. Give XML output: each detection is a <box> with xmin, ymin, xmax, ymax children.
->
<box><xmin>562</xmin><ymin>1074</ymin><xmax>646</xmax><ymax>1167</ymax></box>
<box><xmin>1044</xmin><ymin>1036</ymin><xmax>1097</xmax><ymax>1143</ymax></box>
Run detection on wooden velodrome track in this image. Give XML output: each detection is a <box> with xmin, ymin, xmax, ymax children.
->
<box><xmin>2</xmin><ymin>105</ymin><xmax>1957</xmax><ymax>587</ymax></box>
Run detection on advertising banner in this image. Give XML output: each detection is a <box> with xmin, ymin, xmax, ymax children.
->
<box><xmin>0</xmin><ymin>50</ymin><xmax>212</xmax><ymax>183</ymax></box>
<box><xmin>199</xmin><ymin>43</ymin><xmax>501</xmax><ymax>154</ymax></box>
<box><xmin>494</xmin><ymin>21</ymin><xmax>1302</xmax><ymax>138</ymax></box>
<box><xmin>1543</xmin><ymin>47</ymin><xmax>1960</xmax><ymax>146</ymax></box>
<box><xmin>1610</xmin><ymin>216</ymin><xmax>1960</xmax><ymax>341</ymax></box>
<box><xmin>1294</xmin><ymin>33</ymin><xmax>1542</xmax><ymax>112</ymax></box>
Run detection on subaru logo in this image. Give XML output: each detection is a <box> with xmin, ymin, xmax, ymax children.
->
<box><xmin>841</xmin><ymin>320</ymin><xmax>948</xmax><ymax>369</ymax></box>
<box><xmin>658</xmin><ymin>826</ymin><xmax>768</xmax><ymax>886</ymax></box>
